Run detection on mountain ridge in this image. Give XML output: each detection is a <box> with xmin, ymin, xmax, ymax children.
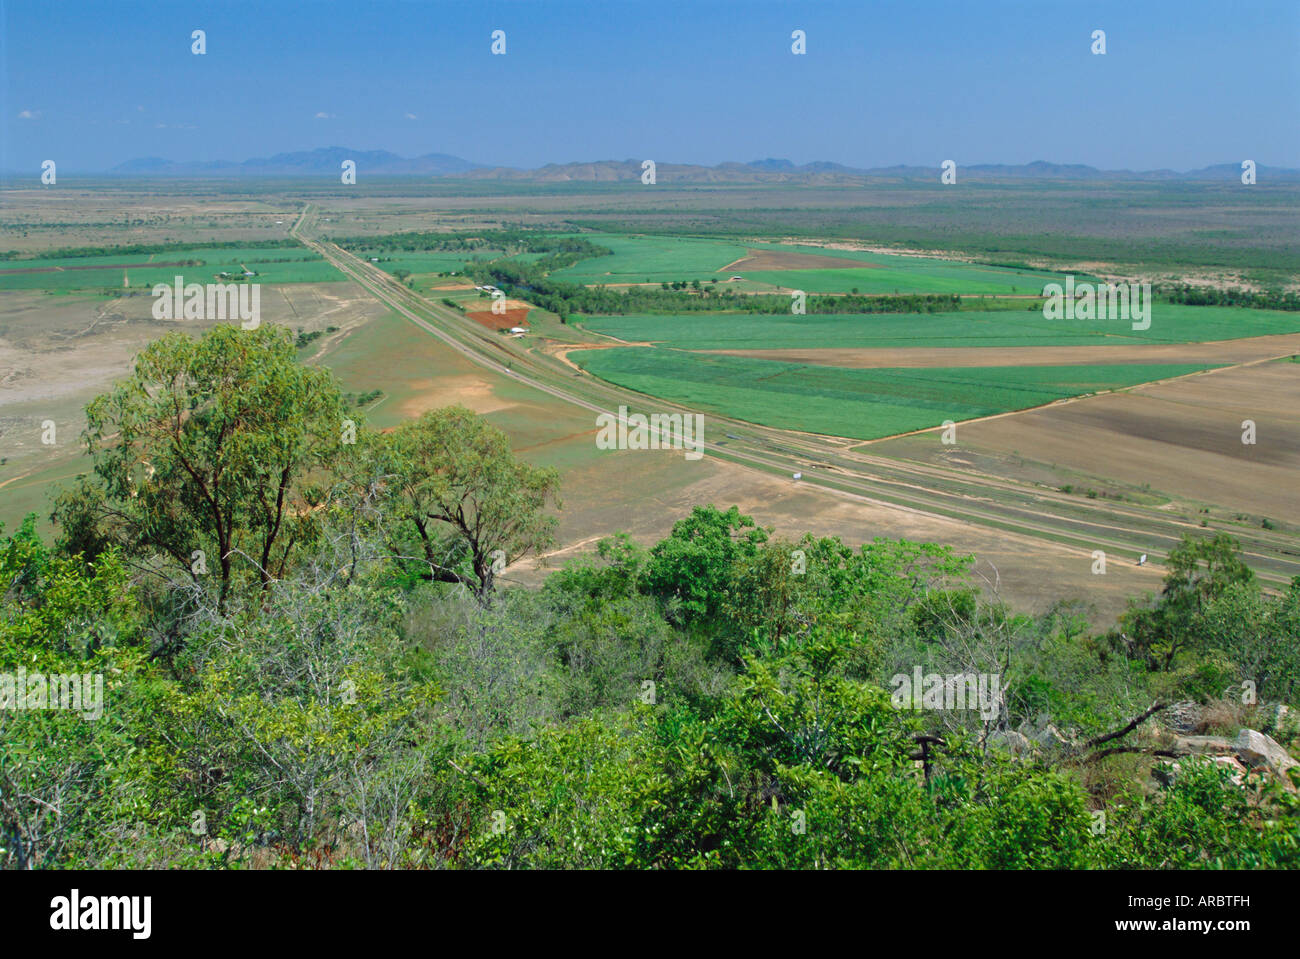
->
<box><xmin>102</xmin><ymin>149</ymin><xmax>1299</xmax><ymax>182</ymax></box>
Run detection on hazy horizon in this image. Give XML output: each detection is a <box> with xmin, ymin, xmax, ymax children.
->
<box><xmin>4</xmin><ymin>0</ymin><xmax>1298</xmax><ymax>175</ymax></box>
<box><xmin>7</xmin><ymin>147</ymin><xmax>1299</xmax><ymax>178</ymax></box>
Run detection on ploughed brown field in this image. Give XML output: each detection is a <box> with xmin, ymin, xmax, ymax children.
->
<box><xmin>466</xmin><ymin>307</ymin><xmax>531</xmax><ymax>331</ymax></box>
<box><xmin>867</xmin><ymin>360</ymin><xmax>1300</xmax><ymax>521</ymax></box>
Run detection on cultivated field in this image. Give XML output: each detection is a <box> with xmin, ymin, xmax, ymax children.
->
<box><xmin>572</xmin><ymin>348</ymin><xmax>1221</xmax><ymax>439</ymax></box>
<box><xmin>867</xmin><ymin>358</ymin><xmax>1300</xmax><ymax>523</ymax></box>
<box><xmin>712</xmin><ymin>333</ymin><xmax>1300</xmax><ymax>368</ymax></box>
<box><xmin>0</xmin><ymin>246</ymin><xmax>344</xmax><ymax>291</ymax></box>
<box><xmin>300</xmin><ymin>278</ymin><xmax>1173</xmax><ymax>622</ymax></box>
<box><xmin>577</xmin><ymin>305</ymin><xmax>1300</xmax><ymax>350</ymax></box>
<box><xmin>551</xmin><ymin>232</ymin><xmax>1068</xmax><ymax>293</ymax></box>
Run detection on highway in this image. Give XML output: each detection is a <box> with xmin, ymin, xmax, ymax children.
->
<box><xmin>291</xmin><ymin>205</ymin><xmax>1300</xmax><ymax>587</ymax></box>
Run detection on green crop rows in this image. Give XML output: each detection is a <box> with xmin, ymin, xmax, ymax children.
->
<box><xmin>572</xmin><ymin>347</ymin><xmax>1220</xmax><ymax>439</ymax></box>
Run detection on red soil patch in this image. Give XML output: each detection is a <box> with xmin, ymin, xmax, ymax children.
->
<box><xmin>466</xmin><ymin>307</ymin><xmax>531</xmax><ymax>331</ymax></box>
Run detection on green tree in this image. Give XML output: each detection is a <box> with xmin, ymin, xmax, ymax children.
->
<box><xmin>377</xmin><ymin>405</ymin><xmax>560</xmax><ymax>602</ymax></box>
<box><xmin>1195</xmin><ymin>578</ymin><xmax>1300</xmax><ymax>702</ymax></box>
<box><xmin>1116</xmin><ymin>533</ymin><xmax>1257</xmax><ymax>670</ymax></box>
<box><xmin>0</xmin><ymin>518</ymin><xmax>147</xmax><ymax>868</ymax></box>
<box><xmin>53</xmin><ymin>325</ymin><xmax>347</xmax><ymax>610</ymax></box>
<box><xmin>645</xmin><ymin>505</ymin><xmax>767</xmax><ymax>628</ymax></box>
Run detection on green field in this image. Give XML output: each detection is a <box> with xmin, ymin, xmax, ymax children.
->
<box><xmin>572</xmin><ymin>347</ymin><xmax>1220</xmax><ymax>439</ymax></box>
<box><xmin>742</xmin><ymin>239</ymin><xmax>1069</xmax><ymax>294</ymax></box>
<box><xmin>577</xmin><ymin>304</ymin><xmax>1300</xmax><ymax>350</ymax></box>
<box><xmin>550</xmin><ymin>233</ymin><xmax>1068</xmax><ymax>293</ymax></box>
<box><xmin>738</xmin><ymin>266</ymin><xmax>1042</xmax><ymax>295</ymax></box>
<box><xmin>550</xmin><ymin>234</ymin><xmax>748</xmax><ymax>284</ymax></box>
<box><xmin>0</xmin><ymin>246</ymin><xmax>344</xmax><ymax>290</ymax></box>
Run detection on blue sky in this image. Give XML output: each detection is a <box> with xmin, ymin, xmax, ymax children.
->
<box><xmin>3</xmin><ymin>0</ymin><xmax>1297</xmax><ymax>173</ymax></box>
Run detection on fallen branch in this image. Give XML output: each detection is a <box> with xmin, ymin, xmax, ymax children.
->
<box><xmin>1082</xmin><ymin>701</ymin><xmax>1169</xmax><ymax>751</ymax></box>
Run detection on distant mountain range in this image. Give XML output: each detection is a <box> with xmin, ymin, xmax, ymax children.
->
<box><xmin>105</xmin><ymin>148</ymin><xmax>1300</xmax><ymax>182</ymax></box>
<box><xmin>112</xmin><ymin>147</ymin><xmax>480</xmax><ymax>177</ymax></box>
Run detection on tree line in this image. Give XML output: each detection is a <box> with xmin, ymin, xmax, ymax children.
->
<box><xmin>468</xmin><ymin>256</ymin><xmax>968</xmax><ymax>316</ymax></box>
<box><xmin>1158</xmin><ymin>283</ymin><xmax>1300</xmax><ymax>312</ymax></box>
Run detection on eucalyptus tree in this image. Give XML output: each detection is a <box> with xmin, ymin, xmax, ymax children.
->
<box><xmin>54</xmin><ymin>324</ymin><xmax>349</xmax><ymax>610</ymax></box>
<box><xmin>377</xmin><ymin>405</ymin><xmax>560</xmax><ymax>602</ymax></box>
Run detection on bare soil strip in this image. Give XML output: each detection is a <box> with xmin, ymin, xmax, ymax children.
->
<box><xmin>718</xmin><ymin>248</ymin><xmax>878</xmax><ymax>273</ymax></box>
<box><xmin>708</xmin><ymin>333</ymin><xmax>1300</xmax><ymax>368</ymax></box>
<box><xmin>546</xmin><ymin>340</ymin><xmax>659</xmax><ymax>373</ymax></box>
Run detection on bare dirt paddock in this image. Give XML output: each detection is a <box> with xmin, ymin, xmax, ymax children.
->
<box><xmin>0</xmin><ymin>283</ymin><xmax>391</xmax><ymax>525</ymax></box>
<box><xmin>465</xmin><ymin>306</ymin><xmax>531</xmax><ymax>331</ymax></box>
<box><xmin>710</xmin><ymin>332</ymin><xmax>1300</xmax><ymax>369</ymax></box>
<box><xmin>869</xmin><ymin>360</ymin><xmax>1300</xmax><ymax>520</ymax></box>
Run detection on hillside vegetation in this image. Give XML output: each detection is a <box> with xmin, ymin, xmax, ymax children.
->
<box><xmin>3</xmin><ymin>325</ymin><xmax>1298</xmax><ymax>870</ymax></box>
